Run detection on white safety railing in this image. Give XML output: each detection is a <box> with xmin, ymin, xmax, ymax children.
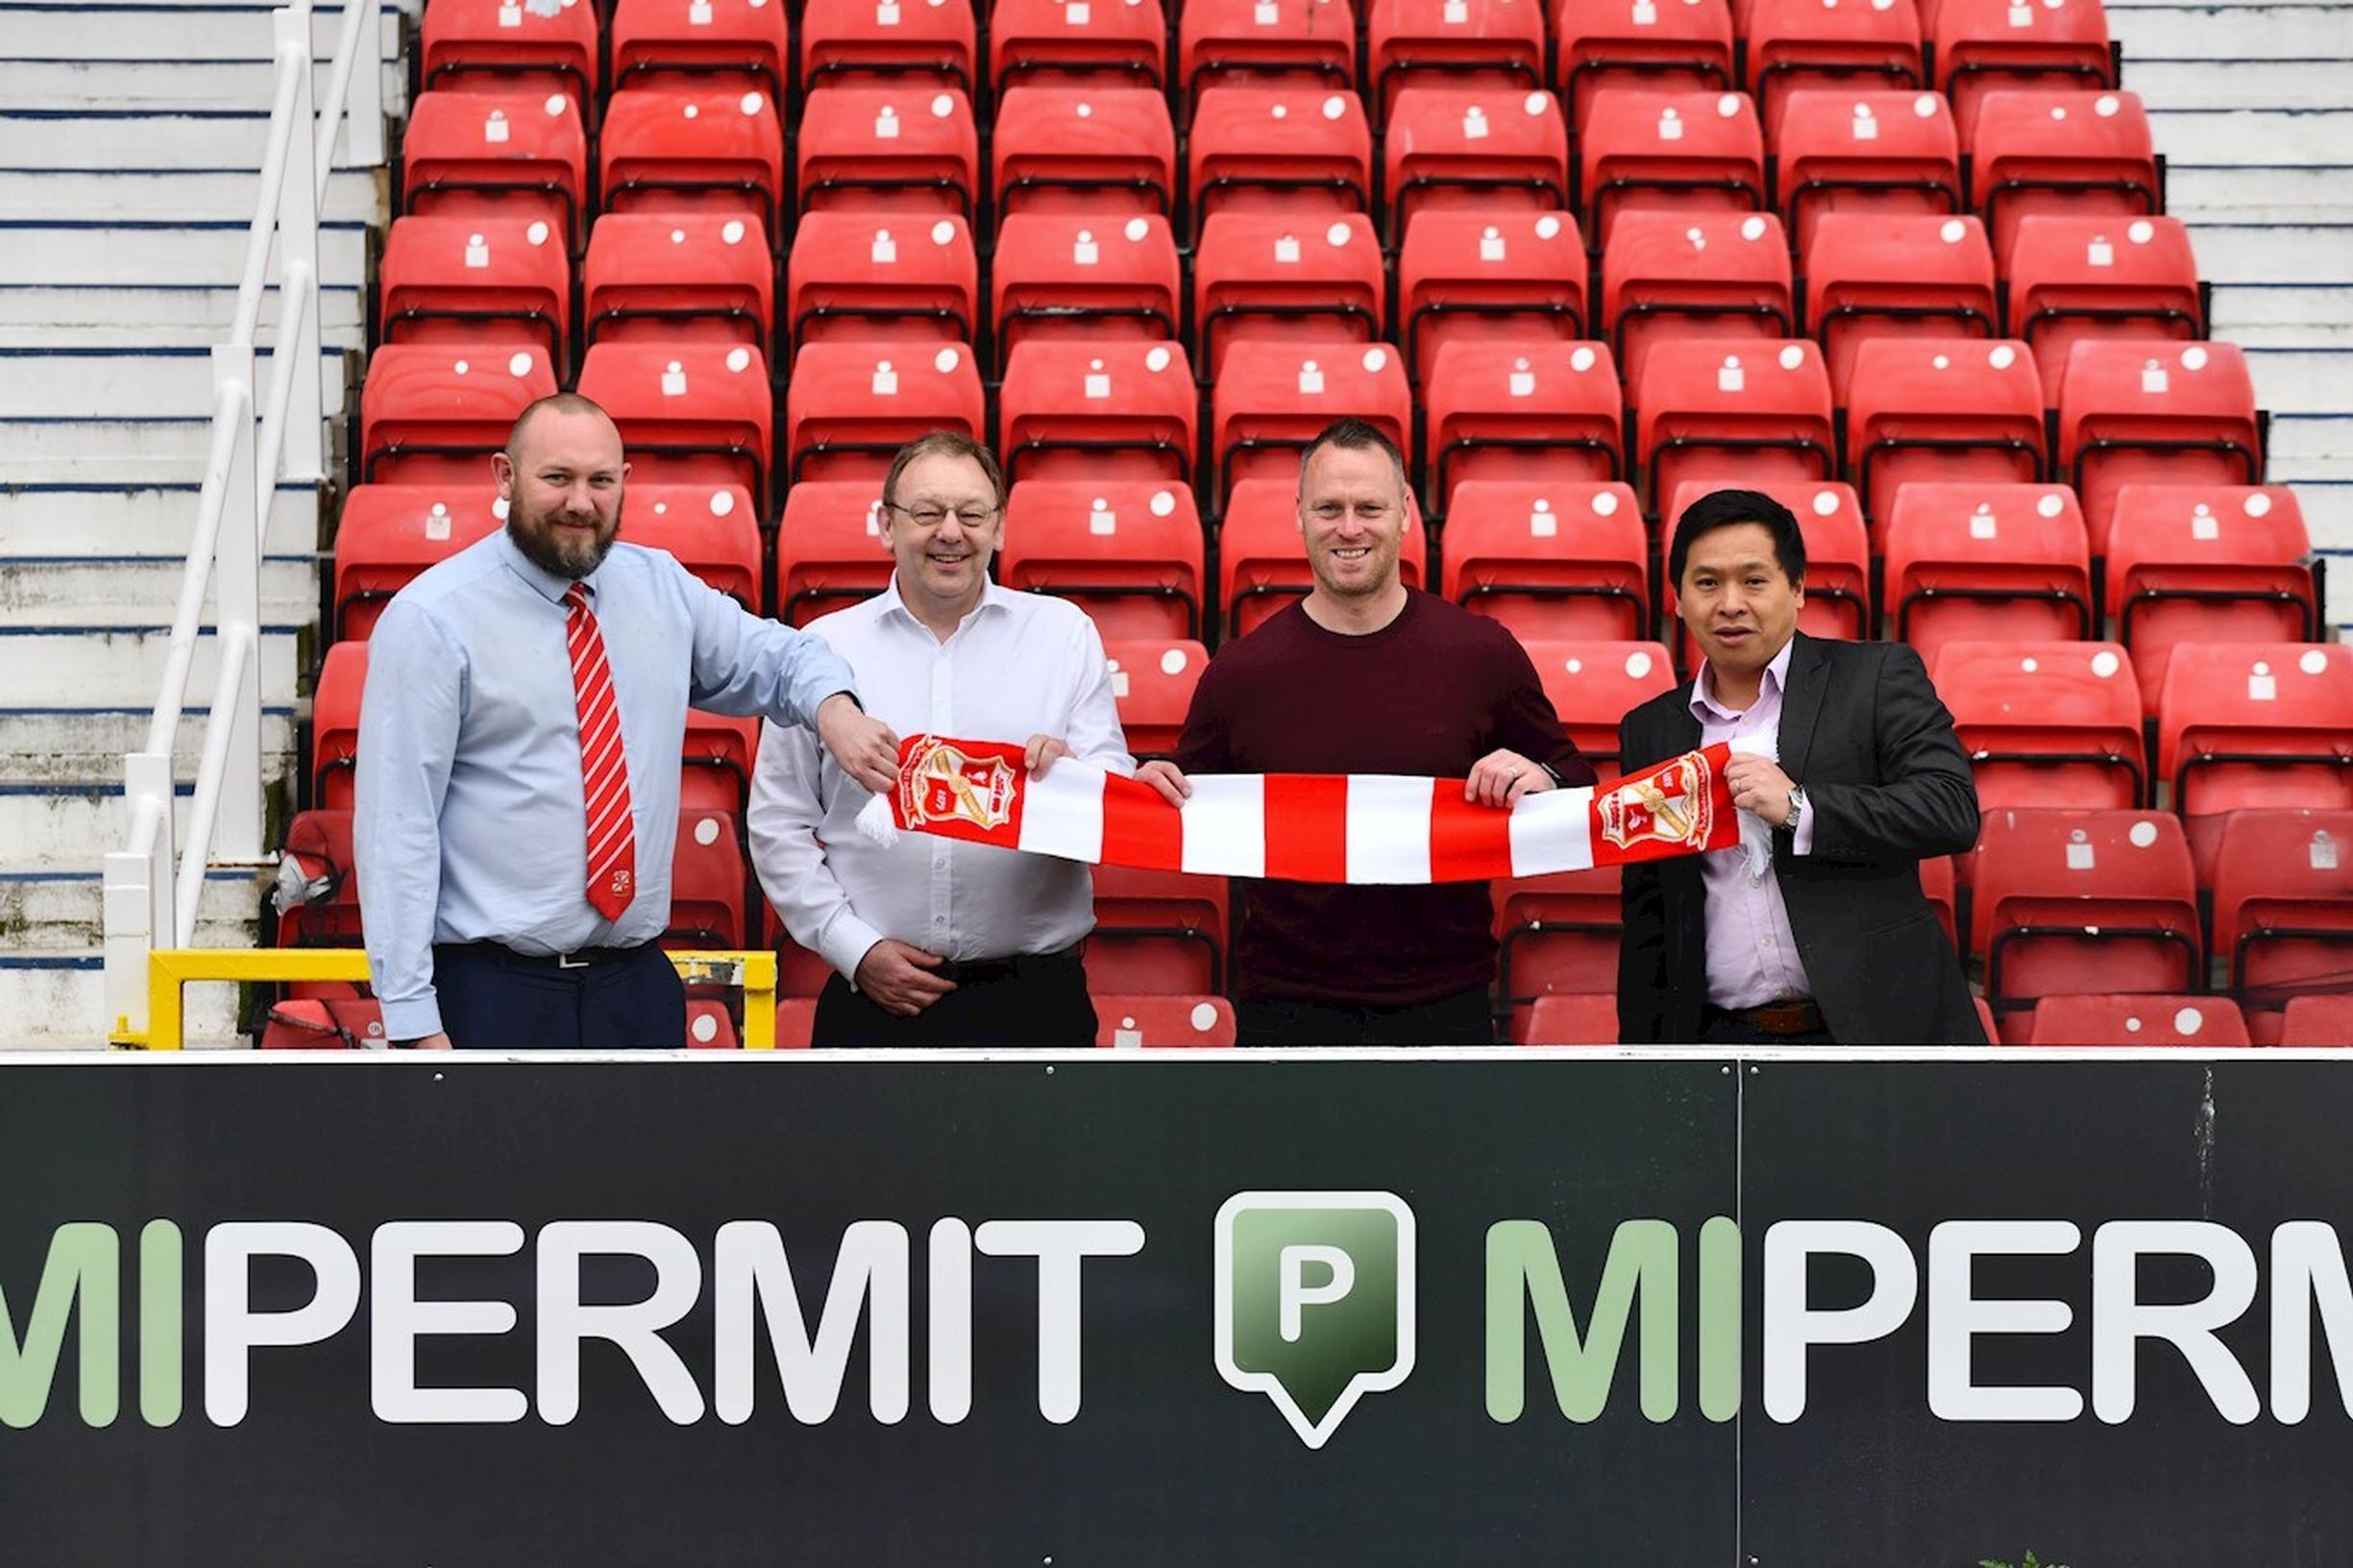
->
<box><xmin>102</xmin><ymin>0</ymin><xmax>384</xmax><ymax>1045</ymax></box>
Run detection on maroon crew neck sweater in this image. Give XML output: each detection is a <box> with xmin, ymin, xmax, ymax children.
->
<box><xmin>1171</xmin><ymin>590</ymin><xmax>1596</xmax><ymax>1007</ymax></box>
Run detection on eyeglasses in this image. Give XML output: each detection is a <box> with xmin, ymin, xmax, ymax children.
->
<box><xmin>884</xmin><ymin>502</ymin><xmax>998</xmax><ymax>528</ymax></box>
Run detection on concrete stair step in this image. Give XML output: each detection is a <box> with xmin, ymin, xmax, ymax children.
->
<box><xmin>0</xmin><ymin>419</ymin><xmax>340</xmax><ymax>483</ymax></box>
<box><xmin>0</xmin><ymin>625</ymin><xmax>306</xmax><ymax>707</ymax></box>
<box><xmin>2268</xmin><ymin>416</ymin><xmax>2353</xmax><ymax>485</ymax></box>
<box><xmin>1</xmin><ymin>866</ymin><xmax>269</xmax><ymax>950</ymax></box>
<box><xmin>2183</xmin><ymin>223</ymin><xmax>2353</xmax><ymax>284</ymax></box>
<box><xmin>0</xmin><ymin>110</ymin><xmax>376</xmax><ymax>172</ymax></box>
<box><xmin>0</xmin><ymin>484</ymin><xmax>322</xmax><ymax>554</ymax></box>
<box><xmin>2169</xmin><ymin>166</ymin><xmax>2353</xmax><ymax>224</ymax></box>
<box><xmin>0</xmin><ymin>223</ymin><xmax>370</xmax><ymax>287</ymax></box>
<box><xmin>2148</xmin><ymin>110</ymin><xmax>2353</xmax><ymax>170</ymax></box>
<box><xmin>2110</xmin><ymin>3</ymin><xmax>2353</xmax><ymax>59</ymax></box>
<box><xmin>0</xmin><ymin>706</ymin><xmax>298</xmax><ymax>786</ymax></box>
<box><xmin>0</xmin><ymin>6</ymin><xmax>403</xmax><ymax>62</ymax></box>
<box><xmin>2124</xmin><ymin>58</ymin><xmax>2353</xmax><ymax>110</ymax></box>
<box><xmin>0</xmin><ymin>167</ymin><xmax>382</xmax><ymax>225</ymax></box>
<box><xmin>0</xmin><ymin>348</ymin><xmax>353</xmax><ymax>420</ymax></box>
<box><xmin>0</xmin><ymin>57</ymin><xmax>404</xmax><ymax>114</ymax></box>
<box><xmin>0</xmin><ymin>780</ymin><xmax>290</xmax><ymax>866</ymax></box>
<box><xmin>0</xmin><ymin>954</ymin><xmax>247</xmax><ymax>1051</ymax></box>
<box><xmin>2243</xmin><ymin>348</ymin><xmax>2353</xmax><ymax>417</ymax></box>
<box><xmin>0</xmin><ymin>293</ymin><xmax>366</xmax><ymax>351</ymax></box>
<box><xmin>2211</xmin><ymin>283</ymin><xmax>2353</xmax><ymax>336</ymax></box>
<box><xmin>0</xmin><ymin>554</ymin><xmax>320</xmax><ymax>626</ymax></box>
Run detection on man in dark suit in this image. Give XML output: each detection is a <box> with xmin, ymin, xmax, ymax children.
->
<box><xmin>1618</xmin><ymin>489</ymin><xmax>1987</xmax><ymax>1045</ymax></box>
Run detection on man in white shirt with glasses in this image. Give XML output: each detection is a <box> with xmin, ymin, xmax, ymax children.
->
<box><xmin>748</xmin><ymin>430</ymin><xmax>1134</xmax><ymax>1046</ymax></box>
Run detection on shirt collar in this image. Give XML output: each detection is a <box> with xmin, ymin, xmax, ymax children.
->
<box><xmin>877</xmin><ymin>573</ymin><xmax>1012</xmax><ymax>636</ymax></box>
<box><xmin>494</xmin><ymin>526</ymin><xmax>601</xmax><ymax>607</ymax></box>
<box><xmin>1690</xmin><ymin>632</ymin><xmax>1797</xmax><ymax>723</ymax></box>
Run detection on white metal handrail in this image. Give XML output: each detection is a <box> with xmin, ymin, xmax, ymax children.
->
<box><xmin>103</xmin><ymin>0</ymin><xmax>384</xmax><ymax>1044</ymax></box>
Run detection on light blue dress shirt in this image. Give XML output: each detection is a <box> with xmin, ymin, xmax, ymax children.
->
<box><xmin>355</xmin><ymin>528</ymin><xmax>857</xmax><ymax>1039</ymax></box>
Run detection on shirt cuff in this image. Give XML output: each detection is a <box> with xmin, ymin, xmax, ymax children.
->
<box><xmin>818</xmin><ymin>911</ymin><xmax>888</xmax><ymax>990</ymax></box>
<box><xmin>380</xmin><ymin>992</ymin><xmax>444</xmax><ymax>1041</ymax></box>
<box><xmin>1791</xmin><ymin>798</ymin><xmax>1816</xmax><ymax>857</ymax></box>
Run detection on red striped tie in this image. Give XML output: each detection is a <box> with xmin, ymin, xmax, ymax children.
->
<box><xmin>564</xmin><ymin>583</ymin><xmax>636</xmax><ymax>920</ymax></box>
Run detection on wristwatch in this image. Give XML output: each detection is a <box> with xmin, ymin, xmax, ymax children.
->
<box><xmin>1785</xmin><ymin>784</ymin><xmax>1808</xmax><ymax>834</ymax></box>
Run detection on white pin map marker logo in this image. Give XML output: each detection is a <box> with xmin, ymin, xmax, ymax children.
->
<box><xmin>1214</xmin><ymin>1191</ymin><xmax>1415</xmax><ymax>1449</ymax></box>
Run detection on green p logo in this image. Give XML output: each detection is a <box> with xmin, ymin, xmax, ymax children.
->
<box><xmin>1213</xmin><ymin>1191</ymin><xmax>1415</xmax><ymax>1449</ymax></box>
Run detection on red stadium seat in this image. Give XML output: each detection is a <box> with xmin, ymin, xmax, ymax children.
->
<box><xmin>998</xmin><ymin>338</ymin><xmax>1196</xmax><ymax>484</ymax></box>
<box><xmin>599</xmin><ymin>87</ymin><xmax>785</xmax><ymax>230</ymax></box>
<box><xmin>1522</xmin><ymin>640</ymin><xmax>1678</xmax><ymax>780</ymax></box>
<box><xmin>681</xmin><ymin>711</ymin><xmax>762</xmax><ymax>817</ymax></box>
<box><xmin>1804</xmin><ymin>211</ymin><xmax>1997</xmax><ymax>399</ymax></box>
<box><xmin>313</xmin><ymin>641</ymin><xmax>366</xmax><ymax>810</ymax></box>
<box><xmin>1494</xmin><ymin>866</ymin><xmax>1623</xmax><ymax>1013</ymax></box>
<box><xmin>1602</xmin><ymin>208</ymin><xmax>1794</xmax><ymax>393</ymax></box>
<box><xmin>2157</xmin><ymin>643</ymin><xmax>2353</xmax><ymax>881</ymax></box>
<box><xmin>993</xmin><ymin>86</ymin><xmax>1178</xmax><ymax>219</ymax></box>
<box><xmin>331</xmin><ymin>484</ymin><xmax>502</xmax><ymax>642</ymax></box>
<box><xmin>2209</xmin><ymin>809</ymin><xmax>2353</xmax><ymax>1011</ymax></box>
<box><xmin>1967</xmin><ymin>89</ymin><xmax>2158</xmax><ymax>257</ymax></box>
<box><xmin>1177</xmin><ymin>0</ymin><xmax>1358</xmax><ymax>110</ymax></box>
<box><xmin>667</xmin><ymin>809</ymin><xmax>748</xmax><ymax>948</ymax></box>
<box><xmin>358</xmin><ymin>342</ymin><xmax>555</xmax><ymax>485</ymax></box>
<box><xmin>1633</xmin><ymin>336</ymin><xmax>1834</xmax><ymax>503</ymax></box>
<box><xmin>1843</xmin><ymin>336</ymin><xmax>2045</xmax><ymax>524</ymax></box>
<box><xmin>401</xmin><ymin>88</ymin><xmax>589</xmax><ymax>250</ymax></box>
<box><xmin>1382</xmin><ymin>86</ymin><xmax>1572</xmax><ymax>245</ymax></box>
<box><xmin>577</xmin><ymin>340</ymin><xmax>773</xmax><ymax>497</ymax></box>
<box><xmin>784</xmin><ymin>209</ymin><xmax>977</xmax><ymax>353</ymax></box>
<box><xmin>798</xmin><ymin>0</ymin><xmax>975</xmax><ymax>91</ymax></box>
<box><xmin>420</xmin><ymin>0</ymin><xmax>601</xmax><ymax>122</ymax></box>
<box><xmin>999</xmin><ymin>479</ymin><xmax>1206</xmax><ymax>639</ymax></box>
<box><xmin>2004</xmin><ymin>214</ymin><xmax>2205</xmax><ymax>401</ymax></box>
<box><xmin>1208</xmin><ymin>340</ymin><xmax>1410</xmax><ymax>507</ymax></box>
<box><xmin>2105</xmin><ymin>484</ymin><xmax>2319</xmax><ymax>709</ymax></box>
<box><xmin>610</xmin><ymin>0</ymin><xmax>792</xmax><ymax>101</ymax></box>
<box><xmin>772</xmin><ymin>996</ymin><xmax>818</xmax><ymax>1047</ymax></box>
<box><xmin>273</xmin><ymin>808</ymin><xmax>365</xmax><ymax>949</ymax></box>
<box><xmin>1743</xmin><ymin>0</ymin><xmax>1924</xmax><ymax>130</ymax></box>
<box><xmin>1441</xmin><ymin>480</ymin><xmax>1650</xmax><ymax>641</ymax></box>
<box><xmin>1423</xmin><ymin>339</ymin><xmax>1626</xmax><ymax>512</ymax></box>
<box><xmin>260</xmin><ymin>997</ymin><xmax>386</xmax><ymax>1049</ymax></box>
<box><xmin>2278</xmin><ymin>994</ymin><xmax>2353</xmax><ymax>1049</ymax></box>
<box><xmin>991</xmin><ymin>212</ymin><xmax>1183</xmax><ymax>369</ymax></box>
<box><xmin>1397</xmin><ymin>208</ymin><xmax>1587</xmax><ymax>386</ymax></box>
<box><xmin>1188</xmin><ymin>86</ymin><xmax>1374</xmax><ymax>239</ymax></box>
<box><xmin>1102</xmin><ymin>638</ymin><xmax>1210</xmax><ymax>755</ymax></box>
<box><xmin>783</xmin><ymin>340</ymin><xmax>984</xmax><ymax>484</ymax></box>
<box><xmin>583</xmin><ymin>211</ymin><xmax>772</xmax><ymax>347</ymax></box>
<box><xmin>1970</xmin><ymin>807</ymin><xmax>2201</xmax><ymax>1037</ymax></box>
<box><xmin>1578</xmin><ymin>87</ymin><xmax>1766</xmax><ymax>250</ymax></box>
<box><xmin>1930</xmin><ymin>639</ymin><xmax>2145</xmax><ymax>811</ymax></box>
<box><xmin>1933</xmin><ymin>0</ymin><xmax>2116</xmax><ymax>130</ymax></box>
<box><xmin>2023</xmin><ymin>994</ymin><xmax>2249</xmax><ymax>1047</ymax></box>
<box><xmin>991</xmin><ymin>0</ymin><xmax>1169</xmax><ymax>91</ymax></box>
<box><xmin>1368</xmin><ymin>0</ymin><xmax>1547</xmax><ymax>115</ymax></box>
<box><xmin>1772</xmin><ymin>88</ymin><xmax>1962</xmax><ymax>254</ymax></box>
<box><xmin>1552</xmin><ymin>0</ymin><xmax>1735</xmax><ymax>127</ymax></box>
<box><xmin>775</xmin><ymin>481</ymin><xmax>891</xmax><ymax>625</ymax></box>
<box><xmin>1086</xmin><ymin>866</ymin><xmax>1230</xmax><ymax>992</ymax></box>
<box><xmin>1192</xmin><ymin>211</ymin><xmax>1385</xmax><ymax>378</ymax></box>
<box><xmin>623</xmin><ymin>482</ymin><xmax>761</xmax><ymax>607</ymax></box>
<box><xmin>380</xmin><ymin>213</ymin><xmax>571</xmax><ymax>356</ymax></box>
<box><xmin>684</xmin><ymin>998</ymin><xmax>741</xmax><ymax>1048</ymax></box>
<box><xmin>1881</xmin><ymin>482</ymin><xmax>2093</xmax><ymax>659</ymax></box>
<box><xmin>2057</xmin><ymin>340</ymin><xmax>2264</xmax><ymax>548</ymax></box>
<box><xmin>1216</xmin><ymin>478</ymin><xmax>1430</xmax><ymax>636</ymax></box>
<box><xmin>1096</xmin><ymin>993</ymin><xmax>1238</xmax><ymax>1046</ymax></box>
<box><xmin>796</xmin><ymin>85</ymin><xmax>979</xmax><ymax>219</ymax></box>
<box><xmin>1513</xmin><ymin>991</ymin><xmax>1620</xmax><ymax>1043</ymax></box>
<box><xmin>1662</xmin><ymin>478</ymin><xmax>1871</xmax><ymax>645</ymax></box>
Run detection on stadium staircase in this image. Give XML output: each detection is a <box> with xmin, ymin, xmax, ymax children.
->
<box><xmin>0</xmin><ymin>0</ymin><xmax>2343</xmax><ymax>1046</ymax></box>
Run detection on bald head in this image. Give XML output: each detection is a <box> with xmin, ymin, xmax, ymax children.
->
<box><xmin>506</xmin><ymin>392</ymin><xmax>621</xmax><ymax>464</ymax></box>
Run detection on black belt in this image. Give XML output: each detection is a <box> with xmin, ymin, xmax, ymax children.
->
<box><xmin>933</xmin><ymin>943</ymin><xmax>1083</xmax><ymax>985</ymax></box>
<box><xmin>1707</xmin><ymin>997</ymin><xmax>1826</xmax><ymax>1036</ymax></box>
<box><xmin>441</xmin><ymin>941</ymin><xmax>649</xmax><ymax>972</ymax></box>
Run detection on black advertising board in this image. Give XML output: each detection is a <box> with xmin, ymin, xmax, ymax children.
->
<box><xmin>2</xmin><ymin>1054</ymin><xmax>2348</xmax><ymax>1567</ymax></box>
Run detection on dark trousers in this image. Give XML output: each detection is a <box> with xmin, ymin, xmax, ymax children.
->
<box><xmin>1697</xmin><ymin>1005</ymin><xmax>1837</xmax><ymax>1045</ymax></box>
<box><xmin>1236</xmin><ymin>985</ymin><xmax>1496</xmax><ymax>1046</ymax></box>
<box><xmin>433</xmin><ymin>943</ymin><xmax>685</xmax><ymax>1049</ymax></box>
<box><xmin>811</xmin><ymin>950</ymin><xmax>1098</xmax><ymax>1047</ymax></box>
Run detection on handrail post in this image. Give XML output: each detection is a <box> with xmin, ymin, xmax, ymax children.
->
<box><xmin>273</xmin><ymin>6</ymin><xmax>325</xmax><ymax>483</ymax></box>
<box><xmin>318</xmin><ymin>0</ymin><xmax>383</xmax><ymax>179</ymax></box>
<box><xmin>107</xmin><ymin>750</ymin><xmax>180</xmax><ymax>1042</ymax></box>
<box><xmin>213</xmin><ymin>345</ymin><xmax>265</xmax><ymax>861</ymax></box>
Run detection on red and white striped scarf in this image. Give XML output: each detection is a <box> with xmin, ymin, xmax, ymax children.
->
<box><xmin>854</xmin><ymin>737</ymin><xmax>1741</xmax><ymax>881</ymax></box>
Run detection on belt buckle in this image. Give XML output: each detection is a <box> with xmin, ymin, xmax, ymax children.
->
<box><xmin>556</xmin><ymin>951</ymin><xmax>590</xmax><ymax>970</ymax></box>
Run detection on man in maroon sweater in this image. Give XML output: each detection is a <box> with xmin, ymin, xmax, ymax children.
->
<box><xmin>1139</xmin><ymin>419</ymin><xmax>1596</xmax><ymax>1044</ymax></box>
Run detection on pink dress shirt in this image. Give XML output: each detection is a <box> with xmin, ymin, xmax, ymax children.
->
<box><xmin>1689</xmin><ymin>636</ymin><xmax>1819</xmax><ymax>1010</ymax></box>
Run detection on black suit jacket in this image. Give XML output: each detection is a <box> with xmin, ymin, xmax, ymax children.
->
<box><xmin>1616</xmin><ymin>633</ymin><xmax>1987</xmax><ymax>1044</ymax></box>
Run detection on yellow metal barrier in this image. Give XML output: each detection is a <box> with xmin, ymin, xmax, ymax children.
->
<box><xmin>117</xmin><ymin>948</ymin><xmax>779</xmax><ymax>1051</ymax></box>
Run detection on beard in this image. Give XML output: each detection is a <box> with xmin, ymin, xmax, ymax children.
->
<box><xmin>506</xmin><ymin>504</ymin><xmax>619</xmax><ymax>580</ymax></box>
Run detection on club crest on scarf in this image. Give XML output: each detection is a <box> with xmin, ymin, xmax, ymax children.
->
<box><xmin>899</xmin><ymin>735</ymin><xmax>1020</xmax><ymax>836</ymax></box>
<box><xmin>1599</xmin><ymin>750</ymin><xmax>1719</xmax><ymax>855</ymax></box>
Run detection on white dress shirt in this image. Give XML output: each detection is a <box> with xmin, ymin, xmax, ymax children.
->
<box><xmin>748</xmin><ymin>576</ymin><xmax>1133</xmax><ymax>982</ymax></box>
<box><xmin>1689</xmin><ymin>635</ymin><xmax>1819</xmax><ymax>1010</ymax></box>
